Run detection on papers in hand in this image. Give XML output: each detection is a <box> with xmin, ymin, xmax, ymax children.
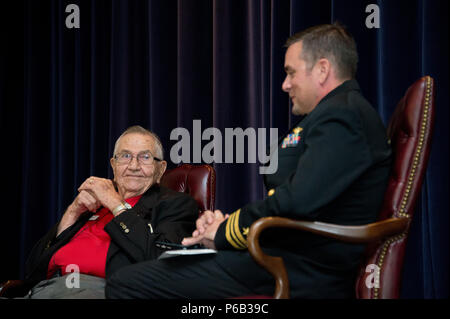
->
<box><xmin>158</xmin><ymin>248</ymin><xmax>217</xmax><ymax>260</ymax></box>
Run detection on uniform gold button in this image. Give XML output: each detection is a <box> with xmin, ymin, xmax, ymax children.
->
<box><xmin>124</xmin><ymin>229</ymin><xmax>130</xmax><ymax>233</ymax></box>
<box><xmin>268</xmin><ymin>189</ymin><xmax>275</xmax><ymax>196</ymax></box>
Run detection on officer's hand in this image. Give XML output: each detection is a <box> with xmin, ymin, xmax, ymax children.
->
<box><xmin>182</xmin><ymin>210</ymin><xmax>229</xmax><ymax>249</ymax></box>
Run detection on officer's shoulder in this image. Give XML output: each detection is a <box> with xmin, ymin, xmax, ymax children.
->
<box><xmin>316</xmin><ymin>99</ymin><xmax>361</xmax><ymax>123</ymax></box>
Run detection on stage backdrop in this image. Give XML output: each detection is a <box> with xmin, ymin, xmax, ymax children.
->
<box><xmin>0</xmin><ymin>0</ymin><xmax>447</xmax><ymax>298</ymax></box>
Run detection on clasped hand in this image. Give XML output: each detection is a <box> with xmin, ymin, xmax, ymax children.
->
<box><xmin>181</xmin><ymin>210</ymin><xmax>229</xmax><ymax>249</ymax></box>
<box><xmin>57</xmin><ymin>177</ymin><xmax>124</xmax><ymax>236</ymax></box>
<box><xmin>70</xmin><ymin>177</ymin><xmax>123</xmax><ymax>216</ymax></box>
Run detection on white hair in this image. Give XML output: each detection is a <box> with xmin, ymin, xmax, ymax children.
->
<box><xmin>113</xmin><ymin>125</ymin><xmax>164</xmax><ymax>159</ymax></box>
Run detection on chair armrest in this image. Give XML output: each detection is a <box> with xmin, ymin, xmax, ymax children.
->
<box><xmin>247</xmin><ymin>217</ymin><xmax>409</xmax><ymax>299</ymax></box>
<box><xmin>0</xmin><ymin>280</ymin><xmax>30</xmax><ymax>298</ymax></box>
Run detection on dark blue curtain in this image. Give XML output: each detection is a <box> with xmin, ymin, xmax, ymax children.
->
<box><xmin>0</xmin><ymin>0</ymin><xmax>447</xmax><ymax>298</ymax></box>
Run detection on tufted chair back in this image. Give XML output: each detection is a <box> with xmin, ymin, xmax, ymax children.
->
<box><xmin>355</xmin><ymin>76</ymin><xmax>435</xmax><ymax>298</ymax></box>
<box><xmin>160</xmin><ymin>164</ymin><xmax>215</xmax><ymax>213</ymax></box>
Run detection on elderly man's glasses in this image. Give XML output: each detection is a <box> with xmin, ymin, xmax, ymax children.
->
<box><xmin>114</xmin><ymin>152</ymin><xmax>162</xmax><ymax>165</ymax></box>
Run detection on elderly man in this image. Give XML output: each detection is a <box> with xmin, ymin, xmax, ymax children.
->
<box><xmin>106</xmin><ymin>24</ymin><xmax>392</xmax><ymax>299</ymax></box>
<box><xmin>20</xmin><ymin>125</ymin><xmax>198</xmax><ymax>298</ymax></box>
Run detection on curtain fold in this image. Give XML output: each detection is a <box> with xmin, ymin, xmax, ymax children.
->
<box><xmin>0</xmin><ymin>0</ymin><xmax>447</xmax><ymax>298</ymax></box>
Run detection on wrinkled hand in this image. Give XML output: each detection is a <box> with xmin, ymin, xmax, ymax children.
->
<box><xmin>57</xmin><ymin>177</ymin><xmax>123</xmax><ymax>236</ymax></box>
<box><xmin>58</xmin><ymin>188</ymin><xmax>102</xmax><ymax>236</ymax></box>
<box><xmin>182</xmin><ymin>210</ymin><xmax>229</xmax><ymax>249</ymax></box>
<box><xmin>77</xmin><ymin>176</ymin><xmax>123</xmax><ymax>212</ymax></box>
<box><xmin>69</xmin><ymin>189</ymin><xmax>101</xmax><ymax>216</ymax></box>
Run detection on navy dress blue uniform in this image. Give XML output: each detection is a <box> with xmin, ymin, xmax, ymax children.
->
<box><xmin>106</xmin><ymin>79</ymin><xmax>392</xmax><ymax>299</ymax></box>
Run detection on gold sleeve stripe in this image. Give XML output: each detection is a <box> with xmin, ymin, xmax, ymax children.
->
<box><xmin>225</xmin><ymin>213</ymin><xmax>242</xmax><ymax>249</ymax></box>
<box><xmin>225</xmin><ymin>210</ymin><xmax>246</xmax><ymax>249</ymax></box>
<box><xmin>228</xmin><ymin>212</ymin><xmax>246</xmax><ymax>249</ymax></box>
<box><xmin>232</xmin><ymin>209</ymin><xmax>247</xmax><ymax>248</ymax></box>
<box><xmin>229</xmin><ymin>211</ymin><xmax>246</xmax><ymax>249</ymax></box>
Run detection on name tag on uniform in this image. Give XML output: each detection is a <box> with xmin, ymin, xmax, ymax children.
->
<box><xmin>89</xmin><ymin>215</ymin><xmax>99</xmax><ymax>221</ymax></box>
<box><xmin>281</xmin><ymin>127</ymin><xmax>302</xmax><ymax>148</ymax></box>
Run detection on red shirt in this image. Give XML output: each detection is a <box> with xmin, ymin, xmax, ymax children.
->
<box><xmin>47</xmin><ymin>195</ymin><xmax>142</xmax><ymax>279</ymax></box>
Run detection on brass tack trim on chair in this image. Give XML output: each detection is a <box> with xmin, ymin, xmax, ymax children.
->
<box><xmin>373</xmin><ymin>76</ymin><xmax>432</xmax><ymax>298</ymax></box>
<box><xmin>397</xmin><ymin>76</ymin><xmax>432</xmax><ymax>219</ymax></box>
<box><xmin>373</xmin><ymin>233</ymin><xmax>407</xmax><ymax>299</ymax></box>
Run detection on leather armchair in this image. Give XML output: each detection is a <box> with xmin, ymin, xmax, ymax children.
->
<box><xmin>247</xmin><ymin>76</ymin><xmax>435</xmax><ymax>299</ymax></box>
<box><xmin>0</xmin><ymin>164</ymin><xmax>216</xmax><ymax>298</ymax></box>
<box><xmin>160</xmin><ymin>163</ymin><xmax>216</xmax><ymax>212</ymax></box>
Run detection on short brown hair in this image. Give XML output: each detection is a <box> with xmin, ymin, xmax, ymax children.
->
<box><xmin>285</xmin><ymin>23</ymin><xmax>358</xmax><ymax>79</ymax></box>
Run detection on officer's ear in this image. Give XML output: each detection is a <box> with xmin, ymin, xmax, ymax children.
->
<box><xmin>315</xmin><ymin>58</ymin><xmax>331</xmax><ymax>85</ymax></box>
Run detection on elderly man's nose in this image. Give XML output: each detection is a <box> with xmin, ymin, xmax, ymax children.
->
<box><xmin>128</xmin><ymin>156</ymin><xmax>140</xmax><ymax>168</ymax></box>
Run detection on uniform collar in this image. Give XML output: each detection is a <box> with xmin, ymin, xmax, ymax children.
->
<box><xmin>278</xmin><ymin>79</ymin><xmax>360</xmax><ymax>143</ymax></box>
<box><xmin>319</xmin><ymin>79</ymin><xmax>360</xmax><ymax>105</ymax></box>
<box><xmin>301</xmin><ymin>79</ymin><xmax>360</xmax><ymax>121</ymax></box>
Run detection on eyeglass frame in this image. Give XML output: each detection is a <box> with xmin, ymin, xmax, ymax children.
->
<box><xmin>113</xmin><ymin>150</ymin><xmax>163</xmax><ymax>165</ymax></box>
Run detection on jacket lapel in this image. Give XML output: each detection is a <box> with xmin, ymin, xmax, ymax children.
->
<box><xmin>105</xmin><ymin>184</ymin><xmax>162</xmax><ymax>265</ymax></box>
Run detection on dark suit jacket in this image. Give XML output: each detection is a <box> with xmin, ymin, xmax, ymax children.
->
<box><xmin>23</xmin><ymin>184</ymin><xmax>198</xmax><ymax>289</ymax></box>
<box><xmin>214</xmin><ymin>80</ymin><xmax>392</xmax><ymax>298</ymax></box>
